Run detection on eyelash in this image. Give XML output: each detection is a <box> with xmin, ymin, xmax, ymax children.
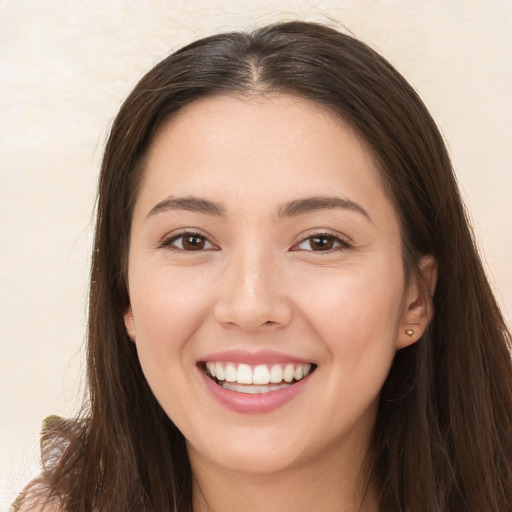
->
<box><xmin>292</xmin><ymin>230</ymin><xmax>352</xmax><ymax>253</ymax></box>
<box><xmin>159</xmin><ymin>230</ymin><xmax>352</xmax><ymax>253</ymax></box>
<box><xmin>159</xmin><ymin>231</ymin><xmax>217</xmax><ymax>252</ymax></box>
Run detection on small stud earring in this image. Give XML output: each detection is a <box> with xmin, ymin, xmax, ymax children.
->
<box><xmin>405</xmin><ymin>329</ymin><xmax>414</xmax><ymax>337</ymax></box>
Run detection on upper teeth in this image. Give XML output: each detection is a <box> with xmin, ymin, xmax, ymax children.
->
<box><xmin>205</xmin><ymin>362</ymin><xmax>312</xmax><ymax>385</ymax></box>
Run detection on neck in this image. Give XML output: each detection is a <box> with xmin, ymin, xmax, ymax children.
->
<box><xmin>190</xmin><ymin>441</ymin><xmax>379</xmax><ymax>512</ymax></box>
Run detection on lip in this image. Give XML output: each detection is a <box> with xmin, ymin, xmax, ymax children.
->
<box><xmin>199</xmin><ymin>349</ymin><xmax>312</xmax><ymax>365</ymax></box>
<box><xmin>198</xmin><ymin>350</ymin><xmax>315</xmax><ymax>414</ymax></box>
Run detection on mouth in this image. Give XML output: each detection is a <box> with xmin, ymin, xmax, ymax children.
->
<box><xmin>200</xmin><ymin>361</ymin><xmax>317</xmax><ymax>394</ymax></box>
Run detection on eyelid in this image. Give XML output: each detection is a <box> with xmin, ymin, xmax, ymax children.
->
<box><xmin>157</xmin><ymin>228</ymin><xmax>352</xmax><ymax>252</ymax></box>
<box><xmin>158</xmin><ymin>229</ymin><xmax>218</xmax><ymax>251</ymax></box>
<box><xmin>291</xmin><ymin>229</ymin><xmax>353</xmax><ymax>252</ymax></box>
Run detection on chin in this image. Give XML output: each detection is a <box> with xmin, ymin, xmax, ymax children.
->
<box><xmin>187</xmin><ymin>427</ymin><xmax>312</xmax><ymax>476</ymax></box>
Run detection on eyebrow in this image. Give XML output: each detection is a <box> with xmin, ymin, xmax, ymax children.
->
<box><xmin>278</xmin><ymin>196</ymin><xmax>372</xmax><ymax>222</ymax></box>
<box><xmin>148</xmin><ymin>196</ymin><xmax>226</xmax><ymax>217</ymax></box>
<box><xmin>147</xmin><ymin>195</ymin><xmax>371</xmax><ymax>223</ymax></box>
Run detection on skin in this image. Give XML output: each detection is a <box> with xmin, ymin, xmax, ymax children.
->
<box><xmin>123</xmin><ymin>94</ymin><xmax>435</xmax><ymax>512</ymax></box>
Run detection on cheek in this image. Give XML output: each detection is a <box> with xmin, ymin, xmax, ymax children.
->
<box><xmin>131</xmin><ymin>261</ymin><xmax>211</xmax><ymax>329</ymax></box>
<box><xmin>128</xmin><ymin>266</ymin><xmax>212</xmax><ymax>382</ymax></box>
<box><xmin>296</xmin><ymin>263</ymin><xmax>405</xmax><ymax>364</ymax></box>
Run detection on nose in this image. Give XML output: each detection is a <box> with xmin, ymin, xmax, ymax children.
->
<box><xmin>213</xmin><ymin>249</ymin><xmax>293</xmax><ymax>331</ymax></box>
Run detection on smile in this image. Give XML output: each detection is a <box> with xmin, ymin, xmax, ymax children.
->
<box><xmin>203</xmin><ymin>362</ymin><xmax>315</xmax><ymax>394</ymax></box>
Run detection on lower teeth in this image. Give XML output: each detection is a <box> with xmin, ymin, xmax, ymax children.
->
<box><xmin>221</xmin><ymin>382</ymin><xmax>291</xmax><ymax>394</ymax></box>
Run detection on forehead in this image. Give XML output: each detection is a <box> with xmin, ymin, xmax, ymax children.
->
<box><xmin>135</xmin><ymin>93</ymin><xmax>396</xmax><ymax>227</ymax></box>
<box><xmin>153</xmin><ymin>93</ymin><xmax>366</xmax><ymax>158</ymax></box>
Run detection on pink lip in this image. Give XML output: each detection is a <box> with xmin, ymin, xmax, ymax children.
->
<box><xmin>199</xmin><ymin>349</ymin><xmax>311</xmax><ymax>365</ymax></box>
<box><xmin>198</xmin><ymin>365</ymin><xmax>314</xmax><ymax>416</ymax></box>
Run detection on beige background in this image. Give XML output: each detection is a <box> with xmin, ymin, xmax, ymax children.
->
<box><xmin>1</xmin><ymin>0</ymin><xmax>511</xmax><ymax>507</ymax></box>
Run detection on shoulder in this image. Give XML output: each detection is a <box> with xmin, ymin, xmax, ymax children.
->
<box><xmin>12</xmin><ymin>416</ymin><xmax>79</xmax><ymax>512</ymax></box>
<box><xmin>12</xmin><ymin>501</ymin><xmax>62</xmax><ymax>512</ymax></box>
<box><xmin>12</xmin><ymin>502</ymin><xmax>61</xmax><ymax>512</ymax></box>
<box><xmin>11</xmin><ymin>479</ymin><xmax>62</xmax><ymax>512</ymax></box>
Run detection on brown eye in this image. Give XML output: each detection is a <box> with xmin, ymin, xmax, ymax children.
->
<box><xmin>294</xmin><ymin>233</ymin><xmax>350</xmax><ymax>252</ymax></box>
<box><xmin>309</xmin><ymin>236</ymin><xmax>335</xmax><ymax>251</ymax></box>
<box><xmin>181</xmin><ymin>234</ymin><xmax>206</xmax><ymax>250</ymax></box>
<box><xmin>163</xmin><ymin>232</ymin><xmax>215</xmax><ymax>251</ymax></box>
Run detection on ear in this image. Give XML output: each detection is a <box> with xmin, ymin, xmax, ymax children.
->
<box><xmin>397</xmin><ymin>255</ymin><xmax>437</xmax><ymax>349</ymax></box>
<box><xmin>124</xmin><ymin>305</ymin><xmax>136</xmax><ymax>342</ymax></box>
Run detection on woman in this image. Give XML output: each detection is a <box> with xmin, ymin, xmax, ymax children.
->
<box><xmin>17</xmin><ymin>21</ymin><xmax>512</xmax><ymax>511</ymax></box>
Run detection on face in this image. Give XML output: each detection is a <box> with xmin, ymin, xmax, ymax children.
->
<box><xmin>124</xmin><ymin>94</ymin><xmax>427</xmax><ymax>477</ymax></box>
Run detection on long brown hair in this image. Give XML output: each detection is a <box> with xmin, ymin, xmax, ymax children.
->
<box><xmin>30</xmin><ymin>21</ymin><xmax>511</xmax><ymax>511</ymax></box>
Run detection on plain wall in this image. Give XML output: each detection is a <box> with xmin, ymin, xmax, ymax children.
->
<box><xmin>1</xmin><ymin>0</ymin><xmax>511</xmax><ymax>507</ymax></box>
